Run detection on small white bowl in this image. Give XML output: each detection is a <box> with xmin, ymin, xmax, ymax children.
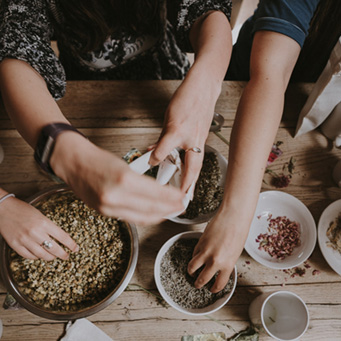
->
<box><xmin>154</xmin><ymin>231</ymin><xmax>237</xmax><ymax>315</ymax></box>
<box><xmin>168</xmin><ymin>145</ymin><xmax>227</xmax><ymax>225</ymax></box>
<box><xmin>318</xmin><ymin>199</ymin><xmax>341</xmax><ymax>276</ymax></box>
<box><xmin>244</xmin><ymin>191</ymin><xmax>317</xmax><ymax>269</ymax></box>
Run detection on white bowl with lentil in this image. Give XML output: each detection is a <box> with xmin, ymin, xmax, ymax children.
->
<box><xmin>245</xmin><ymin>191</ymin><xmax>316</xmax><ymax>269</ymax></box>
<box><xmin>168</xmin><ymin>145</ymin><xmax>227</xmax><ymax>225</ymax></box>
<box><xmin>154</xmin><ymin>231</ymin><xmax>237</xmax><ymax>315</ymax></box>
<box><xmin>0</xmin><ymin>185</ymin><xmax>139</xmax><ymax>320</ymax></box>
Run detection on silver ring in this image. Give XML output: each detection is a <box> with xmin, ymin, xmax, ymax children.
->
<box><xmin>185</xmin><ymin>147</ymin><xmax>202</xmax><ymax>153</ymax></box>
<box><xmin>42</xmin><ymin>240</ymin><xmax>53</xmax><ymax>250</ymax></box>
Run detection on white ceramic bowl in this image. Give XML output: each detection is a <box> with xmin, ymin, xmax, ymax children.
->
<box><xmin>318</xmin><ymin>199</ymin><xmax>341</xmax><ymax>276</ymax></box>
<box><xmin>244</xmin><ymin>191</ymin><xmax>317</xmax><ymax>269</ymax></box>
<box><xmin>168</xmin><ymin>145</ymin><xmax>227</xmax><ymax>225</ymax></box>
<box><xmin>154</xmin><ymin>231</ymin><xmax>237</xmax><ymax>315</ymax></box>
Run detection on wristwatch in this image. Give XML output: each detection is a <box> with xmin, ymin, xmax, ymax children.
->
<box><xmin>34</xmin><ymin>123</ymin><xmax>84</xmax><ymax>180</ymax></box>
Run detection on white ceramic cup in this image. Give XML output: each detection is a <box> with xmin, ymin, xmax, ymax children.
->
<box><xmin>333</xmin><ymin>160</ymin><xmax>341</xmax><ymax>187</ymax></box>
<box><xmin>320</xmin><ymin>101</ymin><xmax>341</xmax><ymax>148</ymax></box>
<box><xmin>248</xmin><ymin>291</ymin><xmax>309</xmax><ymax>341</ymax></box>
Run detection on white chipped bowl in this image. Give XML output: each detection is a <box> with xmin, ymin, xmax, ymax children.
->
<box><xmin>244</xmin><ymin>191</ymin><xmax>317</xmax><ymax>269</ymax></box>
<box><xmin>168</xmin><ymin>145</ymin><xmax>227</xmax><ymax>225</ymax></box>
<box><xmin>154</xmin><ymin>231</ymin><xmax>237</xmax><ymax>315</ymax></box>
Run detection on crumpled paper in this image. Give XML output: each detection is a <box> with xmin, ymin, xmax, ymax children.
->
<box><xmin>129</xmin><ymin>148</ymin><xmax>195</xmax><ymax>218</ymax></box>
<box><xmin>295</xmin><ymin>36</ymin><xmax>341</xmax><ymax>138</ymax></box>
<box><xmin>60</xmin><ymin>319</ymin><xmax>113</xmax><ymax>341</ymax></box>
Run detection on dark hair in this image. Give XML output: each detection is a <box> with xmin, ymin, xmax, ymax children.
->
<box><xmin>55</xmin><ymin>0</ymin><xmax>166</xmax><ymax>55</ymax></box>
<box><xmin>293</xmin><ymin>0</ymin><xmax>341</xmax><ymax>82</ymax></box>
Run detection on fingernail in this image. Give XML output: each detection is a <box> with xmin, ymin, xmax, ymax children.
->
<box><xmin>195</xmin><ymin>279</ymin><xmax>203</xmax><ymax>288</ymax></box>
<box><xmin>73</xmin><ymin>245</ymin><xmax>79</xmax><ymax>252</ymax></box>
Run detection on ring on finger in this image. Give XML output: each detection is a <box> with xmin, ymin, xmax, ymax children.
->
<box><xmin>185</xmin><ymin>147</ymin><xmax>202</xmax><ymax>154</ymax></box>
<box><xmin>41</xmin><ymin>240</ymin><xmax>53</xmax><ymax>250</ymax></box>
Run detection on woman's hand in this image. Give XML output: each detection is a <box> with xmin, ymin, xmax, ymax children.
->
<box><xmin>149</xmin><ymin>10</ymin><xmax>231</xmax><ymax>193</ymax></box>
<box><xmin>149</xmin><ymin>73</ymin><xmax>216</xmax><ymax>193</ymax></box>
<box><xmin>187</xmin><ymin>209</ymin><xmax>249</xmax><ymax>293</ymax></box>
<box><xmin>0</xmin><ymin>194</ymin><xmax>79</xmax><ymax>260</ymax></box>
<box><xmin>50</xmin><ymin>132</ymin><xmax>186</xmax><ymax>226</ymax></box>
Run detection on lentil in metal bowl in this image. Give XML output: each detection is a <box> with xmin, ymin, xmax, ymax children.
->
<box><xmin>0</xmin><ymin>185</ymin><xmax>138</xmax><ymax>320</ymax></box>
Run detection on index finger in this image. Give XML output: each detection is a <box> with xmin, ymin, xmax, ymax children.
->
<box><xmin>149</xmin><ymin>134</ymin><xmax>178</xmax><ymax>166</ymax></box>
<box><xmin>181</xmin><ymin>149</ymin><xmax>204</xmax><ymax>192</ymax></box>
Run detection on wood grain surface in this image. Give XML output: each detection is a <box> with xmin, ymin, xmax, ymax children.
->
<box><xmin>0</xmin><ymin>81</ymin><xmax>340</xmax><ymax>340</ymax></box>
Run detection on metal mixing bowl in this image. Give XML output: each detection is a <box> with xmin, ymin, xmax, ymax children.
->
<box><xmin>0</xmin><ymin>185</ymin><xmax>139</xmax><ymax>320</ymax></box>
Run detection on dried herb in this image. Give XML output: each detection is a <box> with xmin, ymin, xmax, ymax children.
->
<box><xmin>10</xmin><ymin>192</ymin><xmax>130</xmax><ymax>311</ymax></box>
<box><xmin>228</xmin><ymin>327</ymin><xmax>259</xmax><ymax>341</ymax></box>
<box><xmin>160</xmin><ymin>238</ymin><xmax>234</xmax><ymax>309</ymax></box>
<box><xmin>272</xmin><ymin>174</ymin><xmax>292</xmax><ymax>188</ymax></box>
<box><xmin>326</xmin><ymin>212</ymin><xmax>341</xmax><ymax>253</ymax></box>
<box><xmin>256</xmin><ymin>215</ymin><xmax>301</xmax><ymax>260</ymax></box>
<box><xmin>181</xmin><ymin>152</ymin><xmax>224</xmax><ymax>220</ymax></box>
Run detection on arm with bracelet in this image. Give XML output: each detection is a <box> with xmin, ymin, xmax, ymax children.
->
<box><xmin>0</xmin><ymin>188</ymin><xmax>78</xmax><ymax>260</ymax></box>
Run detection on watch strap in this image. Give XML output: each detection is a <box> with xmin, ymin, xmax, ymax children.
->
<box><xmin>34</xmin><ymin>123</ymin><xmax>84</xmax><ymax>178</ymax></box>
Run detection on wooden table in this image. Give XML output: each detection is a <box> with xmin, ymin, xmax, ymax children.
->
<box><xmin>0</xmin><ymin>81</ymin><xmax>340</xmax><ymax>340</ymax></box>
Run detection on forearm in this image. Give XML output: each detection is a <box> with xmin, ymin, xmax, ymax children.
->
<box><xmin>0</xmin><ymin>59</ymin><xmax>68</xmax><ymax>148</ymax></box>
<box><xmin>220</xmin><ymin>78</ymin><xmax>285</xmax><ymax>224</ymax></box>
<box><xmin>188</xmin><ymin>10</ymin><xmax>232</xmax><ymax>99</ymax></box>
<box><xmin>220</xmin><ymin>31</ymin><xmax>301</xmax><ymax>226</ymax></box>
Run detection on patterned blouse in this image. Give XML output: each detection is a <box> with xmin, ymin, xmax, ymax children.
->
<box><xmin>0</xmin><ymin>0</ymin><xmax>232</xmax><ymax>100</ymax></box>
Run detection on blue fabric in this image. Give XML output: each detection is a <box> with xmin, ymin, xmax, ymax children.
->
<box><xmin>226</xmin><ymin>0</ymin><xmax>320</xmax><ymax>80</ymax></box>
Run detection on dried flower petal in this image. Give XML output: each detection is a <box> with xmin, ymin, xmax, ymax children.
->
<box><xmin>256</xmin><ymin>215</ymin><xmax>301</xmax><ymax>260</ymax></box>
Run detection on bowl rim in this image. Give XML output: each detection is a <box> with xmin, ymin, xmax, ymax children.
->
<box><xmin>0</xmin><ymin>184</ymin><xmax>139</xmax><ymax>320</ymax></box>
<box><xmin>168</xmin><ymin>145</ymin><xmax>228</xmax><ymax>225</ymax></box>
<box><xmin>244</xmin><ymin>190</ymin><xmax>317</xmax><ymax>270</ymax></box>
<box><xmin>317</xmin><ymin>198</ymin><xmax>341</xmax><ymax>276</ymax></box>
<box><xmin>154</xmin><ymin>231</ymin><xmax>237</xmax><ymax>316</ymax></box>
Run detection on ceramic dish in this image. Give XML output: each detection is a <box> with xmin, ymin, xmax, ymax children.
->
<box><xmin>318</xmin><ymin>199</ymin><xmax>341</xmax><ymax>276</ymax></box>
<box><xmin>168</xmin><ymin>145</ymin><xmax>227</xmax><ymax>225</ymax></box>
<box><xmin>154</xmin><ymin>231</ymin><xmax>237</xmax><ymax>315</ymax></box>
<box><xmin>244</xmin><ymin>191</ymin><xmax>317</xmax><ymax>269</ymax></box>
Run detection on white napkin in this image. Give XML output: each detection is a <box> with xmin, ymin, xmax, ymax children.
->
<box><xmin>60</xmin><ymin>319</ymin><xmax>113</xmax><ymax>341</ymax></box>
<box><xmin>295</xmin><ymin>36</ymin><xmax>341</xmax><ymax>137</ymax></box>
<box><xmin>129</xmin><ymin>148</ymin><xmax>195</xmax><ymax>218</ymax></box>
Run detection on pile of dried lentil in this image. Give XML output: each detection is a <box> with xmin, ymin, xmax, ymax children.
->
<box><xmin>180</xmin><ymin>152</ymin><xmax>224</xmax><ymax>220</ymax></box>
<box><xmin>10</xmin><ymin>192</ymin><xmax>130</xmax><ymax>311</ymax></box>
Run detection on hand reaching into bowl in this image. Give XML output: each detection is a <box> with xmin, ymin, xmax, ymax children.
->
<box><xmin>187</xmin><ymin>209</ymin><xmax>249</xmax><ymax>293</ymax></box>
<box><xmin>0</xmin><ymin>189</ymin><xmax>78</xmax><ymax>260</ymax></box>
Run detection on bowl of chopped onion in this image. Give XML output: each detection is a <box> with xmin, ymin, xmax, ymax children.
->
<box><xmin>244</xmin><ymin>191</ymin><xmax>317</xmax><ymax>269</ymax></box>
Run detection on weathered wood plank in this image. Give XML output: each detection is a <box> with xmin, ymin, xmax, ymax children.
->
<box><xmin>0</xmin><ymin>317</ymin><xmax>339</xmax><ymax>341</ymax></box>
<box><xmin>0</xmin><ymin>80</ymin><xmax>339</xmax><ymax>341</ymax></box>
<box><xmin>0</xmin><ymin>81</ymin><xmax>314</xmax><ymax>129</ymax></box>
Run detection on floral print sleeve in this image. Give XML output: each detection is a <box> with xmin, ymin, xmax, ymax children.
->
<box><xmin>170</xmin><ymin>0</ymin><xmax>232</xmax><ymax>53</ymax></box>
<box><xmin>0</xmin><ymin>0</ymin><xmax>66</xmax><ymax>100</ymax></box>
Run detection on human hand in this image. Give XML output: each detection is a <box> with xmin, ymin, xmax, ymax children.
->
<box><xmin>187</xmin><ymin>210</ymin><xmax>249</xmax><ymax>293</ymax></box>
<box><xmin>0</xmin><ymin>195</ymin><xmax>78</xmax><ymax>260</ymax></box>
<box><xmin>149</xmin><ymin>72</ymin><xmax>219</xmax><ymax>193</ymax></box>
<box><xmin>50</xmin><ymin>133</ymin><xmax>186</xmax><ymax>226</ymax></box>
